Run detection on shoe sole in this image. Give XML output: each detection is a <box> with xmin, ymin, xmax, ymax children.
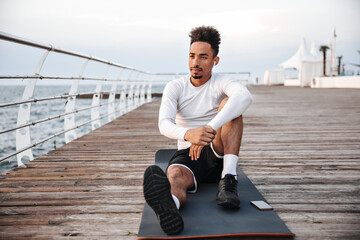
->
<box><xmin>216</xmin><ymin>196</ymin><xmax>240</xmax><ymax>209</ymax></box>
<box><xmin>143</xmin><ymin>165</ymin><xmax>184</xmax><ymax>235</ymax></box>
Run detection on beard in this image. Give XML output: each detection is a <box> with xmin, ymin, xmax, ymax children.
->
<box><xmin>191</xmin><ymin>67</ymin><xmax>203</xmax><ymax>79</ymax></box>
<box><xmin>191</xmin><ymin>74</ymin><xmax>202</xmax><ymax>79</ymax></box>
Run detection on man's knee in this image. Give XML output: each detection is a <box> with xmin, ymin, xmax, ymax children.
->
<box><xmin>218</xmin><ymin>97</ymin><xmax>229</xmax><ymax>112</ymax></box>
<box><xmin>168</xmin><ymin>166</ymin><xmax>184</xmax><ymax>181</ymax></box>
<box><xmin>235</xmin><ymin>114</ymin><xmax>243</xmax><ymax>122</ymax></box>
<box><xmin>168</xmin><ymin>165</ymin><xmax>194</xmax><ymax>187</ymax></box>
<box><xmin>218</xmin><ymin>98</ymin><xmax>243</xmax><ymax>124</ymax></box>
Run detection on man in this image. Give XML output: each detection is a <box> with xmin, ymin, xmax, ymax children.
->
<box><xmin>143</xmin><ymin>26</ymin><xmax>253</xmax><ymax>235</ymax></box>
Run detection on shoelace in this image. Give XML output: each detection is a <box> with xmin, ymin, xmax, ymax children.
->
<box><xmin>223</xmin><ymin>175</ymin><xmax>238</xmax><ymax>193</ymax></box>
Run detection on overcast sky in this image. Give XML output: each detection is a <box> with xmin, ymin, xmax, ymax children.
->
<box><xmin>0</xmin><ymin>0</ymin><xmax>359</xmax><ymax>83</ymax></box>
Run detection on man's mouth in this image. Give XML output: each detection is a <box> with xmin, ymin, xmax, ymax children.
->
<box><xmin>191</xmin><ymin>67</ymin><xmax>202</xmax><ymax>72</ymax></box>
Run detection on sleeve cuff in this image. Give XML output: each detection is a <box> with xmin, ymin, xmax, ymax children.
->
<box><xmin>181</xmin><ymin>128</ymin><xmax>189</xmax><ymax>141</ymax></box>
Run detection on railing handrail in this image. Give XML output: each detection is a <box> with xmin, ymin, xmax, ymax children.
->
<box><xmin>0</xmin><ymin>31</ymin><xmax>148</xmax><ymax>74</ymax></box>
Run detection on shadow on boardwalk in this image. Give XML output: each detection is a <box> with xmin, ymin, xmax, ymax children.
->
<box><xmin>1</xmin><ymin>86</ymin><xmax>359</xmax><ymax>239</ymax></box>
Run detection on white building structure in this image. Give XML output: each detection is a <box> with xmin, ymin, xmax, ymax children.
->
<box><xmin>279</xmin><ymin>38</ymin><xmax>322</xmax><ymax>87</ymax></box>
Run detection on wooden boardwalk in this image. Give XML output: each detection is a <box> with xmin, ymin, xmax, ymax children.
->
<box><xmin>1</xmin><ymin>86</ymin><xmax>359</xmax><ymax>240</ymax></box>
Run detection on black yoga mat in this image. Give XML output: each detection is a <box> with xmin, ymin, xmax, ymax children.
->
<box><xmin>138</xmin><ymin>149</ymin><xmax>295</xmax><ymax>239</ymax></box>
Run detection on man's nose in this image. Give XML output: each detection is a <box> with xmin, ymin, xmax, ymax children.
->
<box><xmin>192</xmin><ymin>57</ymin><xmax>200</xmax><ymax>66</ymax></box>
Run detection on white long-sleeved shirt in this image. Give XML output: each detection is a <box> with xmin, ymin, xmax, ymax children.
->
<box><xmin>158</xmin><ymin>73</ymin><xmax>253</xmax><ymax>150</ymax></box>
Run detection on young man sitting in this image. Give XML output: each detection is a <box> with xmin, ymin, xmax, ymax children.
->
<box><xmin>143</xmin><ymin>25</ymin><xmax>253</xmax><ymax>235</ymax></box>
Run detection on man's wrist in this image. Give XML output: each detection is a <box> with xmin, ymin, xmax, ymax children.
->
<box><xmin>206</xmin><ymin>124</ymin><xmax>215</xmax><ymax>131</ymax></box>
<box><xmin>183</xmin><ymin>129</ymin><xmax>189</xmax><ymax>141</ymax></box>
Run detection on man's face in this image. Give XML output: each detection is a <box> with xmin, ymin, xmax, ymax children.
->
<box><xmin>189</xmin><ymin>41</ymin><xmax>219</xmax><ymax>82</ymax></box>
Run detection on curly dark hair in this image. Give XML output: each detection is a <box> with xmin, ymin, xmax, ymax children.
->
<box><xmin>189</xmin><ymin>26</ymin><xmax>221</xmax><ymax>57</ymax></box>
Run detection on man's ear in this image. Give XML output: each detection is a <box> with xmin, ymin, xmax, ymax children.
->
<box><xmin>214</xmin><ymin>56</ymin><xmax>220</xmax><ymax>66</ymax></box>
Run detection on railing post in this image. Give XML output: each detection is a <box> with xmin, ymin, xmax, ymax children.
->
<box><xmin>134</xmin><ymin>74</ymin><xmax>143</xmax><ymax>108</ymax></box>
<box><xmin>91</xmin><ymin>64</ymin><xmax>110</xmax><ymax>130</ymax></box>
<box><xmin>119</xmin><ymin>70</ymin><xmax>132</xmax><ymax>116</ymax></box>
<box><xmin>64</xmin><ymin>59</ymin><xmax>89</xmax><ymax>143</ymax></box>
<box><xmin>16</xmin><ymin>49</ymin><xmax>50</xmax><ymax>166</ymax></box>
<box><xmin>146</xmin><ymin>75</ymin><xmax>154</xmax><ymax>103</ymax></box>
<box><xmin>127</xmin><ymin>72</ymin><xmax>139</xmax><ymax>112</ymax></box>
<box><xmin>108</xmin><ymin>69</ymin><xmax>123</xmax><ymax>122</ymax></box>
<box><xmin>140</xmin><ymin>74</ymin><xmax>147</xmax><ymax>105</ymax></box>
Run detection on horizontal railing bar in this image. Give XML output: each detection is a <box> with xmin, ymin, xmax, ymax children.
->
<box><xmin>0</xmin><ymin>90</ymin><xmax>129</xmax><ymax>108</ymax></box>
<box><xmin>0</xmin><ymin>73</ymin><xmax>250</xmax><ymax>80</ymax></box>
<box><xmin>150</xmin><ymin>73</ymin><xmax>188</xmax><ymax>76</ymax></box>
<box><xmin>0</xmin><ymin>109</ymin><xmax>117</xmax><ymax>163</ymax></box>
<box><xmin>0</xmin><ymin>75</ymin><xmax>143</xmax><ymax>82</ymax></box>
<box><xmin>0</xmin><ymin>93</ymin><xmax>78</xmax><ymax>108</ymax></box>
<box><xmin>0</xmin><ymin>73</ymin><xmax>249</xmax><ymax>83</ymax></box>
<box><xmin>0</xmin><ymin>97</ymin><xmax>128</xmax><ymax>135</ymax></box>
<box><xmin>151</xmin><ymin>72</ymin><xmax>251</xmax><ymax>75</ymax></box>
<box><xmin>216</xmin><ymin>72</ymin><xmax>251</xmax><ymax>75</ymax></box>
<box><xmin>0</xmin><ymin>75</ymin><xmax>177</xmax><ymax>83</ymax></box>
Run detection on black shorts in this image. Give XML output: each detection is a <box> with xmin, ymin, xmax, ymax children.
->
<box><xmin>167</xmin><ymin>145</ymin><xmax>223</xmax><ymax>186</ymax></box>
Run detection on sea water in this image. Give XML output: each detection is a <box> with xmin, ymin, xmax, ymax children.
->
<box><xmin>0</xmin><ymin>83</ymin><xmax>165</xmax><ymax>174</ymax></box>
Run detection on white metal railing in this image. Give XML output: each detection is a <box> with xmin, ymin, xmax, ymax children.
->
<box><xmin>0</xmin><ymin>31</ymin><xmax>250</xmax><ymax>173</ymax></box>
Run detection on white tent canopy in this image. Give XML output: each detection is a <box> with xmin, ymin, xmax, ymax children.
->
<box><xmin>279</xmin><ymin>38</ymin><xmax>321</xmax><ymax>69</ymax></box>
<box><xmin>279</xmin><ymin>38</ymin><xmax>322</xmax><ymax>87</ymax></box>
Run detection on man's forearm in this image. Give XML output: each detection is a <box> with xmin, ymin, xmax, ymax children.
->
<box><xmin>208</xmin><ymin>91</ymin><xmax>253</xmax><ymax>131</ymax></box>
<box><xmin>159</xmin><ymin>119</ymin><xmax>188</xmax><ymax>140</ymax></box>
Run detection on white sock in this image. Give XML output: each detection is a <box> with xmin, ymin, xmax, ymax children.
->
<box><xmin>172</xmin><ymin>194</ymin><xmax>180</xmax><ymax>210</ymax></box>
<box><xmin>221</xmin><ymin>154</ymin><xmax>238</xmax><ymax>180</ymax></box>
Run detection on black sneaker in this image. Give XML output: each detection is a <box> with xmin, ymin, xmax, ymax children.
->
<box><xmin>143</xmin><ymin>165</ymin><xmax>184</xmax><ymax>235</ymax></box>
<box><xmin>216</xmin><ymin>174</ymin><xmax>240</xmax><ymax>209</ymax></box>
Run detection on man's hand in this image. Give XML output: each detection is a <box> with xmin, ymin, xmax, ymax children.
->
<box><xmin>184</xmin><ymin>125</ymin><xmax>216</xmax><ymax>145</ymax></box>
<box><xmin>184</xmin><ymin>125</ymin><xmax>216</xmax><ymax>160</ymax></box>
<box><xmin>189</xmin><ymin>144</ymin><xmax>204</xmax><ymax>160</ymax></box>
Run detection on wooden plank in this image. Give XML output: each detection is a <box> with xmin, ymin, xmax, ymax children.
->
<box><xmin>1</xmin><ymin>86</ymin><xmax>360</xmax><ymax>240</ymax></box>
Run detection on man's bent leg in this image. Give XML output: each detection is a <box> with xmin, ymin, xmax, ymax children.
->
<box><xmin>220</xmin><ymin>115</ymin><xmax>243</xmax><ymax>178</ymax></box>
<box><xmin>212</xmin><ymin>98</ymin><xmax>243</xmax><ymax>209</ymax></box>
<box><xmin>212</xmin><ymin>98</ymin><xmax>243</xmax><ymax>156</ymax></box>
<box><xmin>143</xmin><ymin>165</ymin><xmax>184</xmax><ymax>235</ymax></box>
<box><xmin>167</xmin><ymin>165</ymin><xmax>195</xmax><ymax>206</ymax></box>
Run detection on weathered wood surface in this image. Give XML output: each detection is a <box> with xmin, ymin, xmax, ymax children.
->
<box><xmin>1</xmin><ymin>86</ymin><xmax>359</xmax><ymax>240</ymax></box>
